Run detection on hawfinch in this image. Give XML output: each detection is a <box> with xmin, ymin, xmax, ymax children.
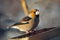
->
<box><xmin>9</xmin><ymin>9</ymin><xmax>40</xmax><ymax>33</ymax></box>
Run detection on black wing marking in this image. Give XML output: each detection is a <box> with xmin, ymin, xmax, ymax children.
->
<box><xmin>12</xmin><ymin>22</ymin><xmax>29</xmax><ymax>26</ymax></box>
<box><xmin>12</xmin><ymin>16</ymin><xmax>31</xmax><ymax>26</ymax></box>
<box><xmin>22</xmin><ymin>16</ymin><xmax>32</xmax><ymax>21</ymax></box>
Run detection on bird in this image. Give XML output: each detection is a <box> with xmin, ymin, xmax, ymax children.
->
<box><xmin>8</xmin><ymin>9</ymin><xmax>40</xmax><ymax>33</ymax></box>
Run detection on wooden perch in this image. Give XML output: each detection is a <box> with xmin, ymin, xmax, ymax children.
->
<box><xmin>8</xmin><ymin>27</ymin><xmax>60</xmax><ymax>40</ymax></box>
<box><xmin>21</xmin><ymin>0</ymin><xmax>29</xmax><ymax>15</ymax></box>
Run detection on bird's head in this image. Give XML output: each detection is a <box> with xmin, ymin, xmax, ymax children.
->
<box><xmin>28</xmin><ymin>9</ymin><xmax>40</xmax><ymax>18</ymax></box>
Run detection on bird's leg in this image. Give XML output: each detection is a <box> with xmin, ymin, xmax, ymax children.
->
<box><xmin>31</xmin><ymin>29</ymin><xmax>37</xmax><ymax>32</ymax></box>
<box><xmin>29</xmin><ymin>30</ymin><xmax>33</xmax><ymax>33</ymax></box>
<box><xmin>26</xmin><ymin>30</ymin><xmax>33</xmax><ymax>34</ymax></box>
<box><xmin>26</xmin><ymin>31</ymin><xmax>29</xmax><ymax>33</ymax></box>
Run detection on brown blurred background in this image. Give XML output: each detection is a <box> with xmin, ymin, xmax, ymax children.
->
<box><xmin>0</xmin><ymin>0</ymin><xmax>60</xmax><ymax>30</ymax></box>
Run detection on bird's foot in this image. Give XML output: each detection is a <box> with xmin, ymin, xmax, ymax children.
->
<box><xmin>26</xmin><ymin>31</ymin><xmax>29</xmax><ymax>34</ymax></box>
<box><xmin>26</xmin><ymin>30</ymin><xmax>33</xmax><ymax>34</ymax></box>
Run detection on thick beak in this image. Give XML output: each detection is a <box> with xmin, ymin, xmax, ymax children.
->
<box><xmin>36</xmin><ymin>11</ymin><xmax>40</xmax><ymax>15</ymax></box>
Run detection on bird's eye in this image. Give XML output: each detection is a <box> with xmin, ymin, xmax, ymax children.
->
<box><xmin>34</xmin><ymin>12</ymin><xmax>36</xmax><ymax>13</ymax></box>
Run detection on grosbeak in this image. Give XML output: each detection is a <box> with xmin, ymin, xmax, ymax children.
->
<box><xmin>9</xmin><ymin>9</ymin><xmax>40</xmax><ymax>33</ymax></box>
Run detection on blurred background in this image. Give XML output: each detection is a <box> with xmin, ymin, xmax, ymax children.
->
<box><xmin>0</xmin><ymin>0</ymin><xmax>60</xmax><ymax>30</ymax></box>
<box><xmin>0</xmin><ymin>0</ymin><xmax>60</xmax><ymax>40</ymax></box>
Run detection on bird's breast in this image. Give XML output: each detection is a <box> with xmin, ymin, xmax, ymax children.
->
<box><xmin>16</xmin><ymin>19</ymin><xmax>34</xmax><ymax>31</ymax></box>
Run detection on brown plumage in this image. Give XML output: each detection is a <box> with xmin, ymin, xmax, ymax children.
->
<box><xmin>9</xmin><ymin>9</ymin><xmax>40</xmax><ymax>33</ymax></box>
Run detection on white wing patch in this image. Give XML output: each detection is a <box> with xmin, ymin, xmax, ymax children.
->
<box><xmin>21</xmin><ymin>22</ymin><xmax>28</xmax><ymax>23</ymax></box>
<box><xmin>11</xmin><ymin>26</ymin><xmax>20</xmax><ymax>30</ymax></box>
<box><xmin>11</xmin><ymin>26</ymin><xmax>25</xmax><ymax>31</ymax></box>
